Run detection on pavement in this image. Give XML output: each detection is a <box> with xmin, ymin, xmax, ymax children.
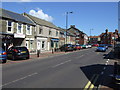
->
<box><xmin>99</xmin><ymin>49</ymin><xmax>120</xmax><ymax>90</ymax></box>
<box><xmin>30</xmin><ymin>50</ymin><xmax>66</xmax><ymax>59</ymax></box>
<box><xmin>5</xmin><ymin>50</ymin><xmax>75</xmax><ymax>64</ymax></box>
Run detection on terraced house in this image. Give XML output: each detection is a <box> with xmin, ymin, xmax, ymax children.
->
<box><xmin>68</xmin><ymin>25</ymin><xmax>89</xmax><ymax>45</ymax></box>
<box><xmin>23</xmin><ymin>13</ymin><xmax>60</xmax><ymax>52</ymax></box>
<box><xmin>0</xmin><ymin>8</ymin><xmax>36</xmax><ymax>52</ymax></box>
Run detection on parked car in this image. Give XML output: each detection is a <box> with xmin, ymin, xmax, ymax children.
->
<box><xmin>75</xmin><ymin>44</ymin><xmax>82</xmax><ymax>50</ymax></box>
<box><xmin>106</xmin><ymin>44</ymin><xmax>113</xmax><ymax>48</ymax></box>
<box><xmin>81</xmin><ymin>45</ymin><xmax>88</xmax><ymax>49</ymax></box>
<box><xmin>92</xmin><ymin>44</ymin><xmax>99</xmax><ymax>47</ymax></box>
<box><xmin>7</xmin><ymin>46</ymin><xmax>30</xmax><ymax>60</ymax></box>
<box><xmin>59</xmin><ymin>44</ymin><xmax>74</xmax><ymax>51</ymax></box>
<box><xmin>96</xmin><ymin>44</ymin><xmax>106</xmax><ymax>52</ymax></box>
<box><xmin>87</xmin><ymin>44</ymin><xmax>92</xmax><ymax>48</ymax></box>
<box><xmin>0</xmin><ymin>47</ymin><xmax>7</xmax><ymax>63</ymax></box>
<box><xmin>72</xmin><ymin>45</ymin><xmax>77</xmax><ymax>50</ymax></box>
<box><xmin>105</xmin><ymin>44</ymin><xmax>108</xmax><ymax>49</ymax></box>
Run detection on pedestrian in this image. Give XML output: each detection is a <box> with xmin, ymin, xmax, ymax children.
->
<box><xmin>8</xmin><ymin>43</ymin><xmax>13</xmax><ymax>49</ymax></box>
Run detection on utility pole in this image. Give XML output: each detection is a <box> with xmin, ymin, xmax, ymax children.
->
<box><xmin>65</xmin><ymin>12</ymin><xmax>73</xmax><ymax>44</ymax></box>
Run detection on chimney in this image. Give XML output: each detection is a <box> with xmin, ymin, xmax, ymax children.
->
<box><xmin>115</xmin><ymin>29</ymin><xmax>118</xmax><ymax>34</ymax></box>
<box><xmin>71</xmin><ymin>25</ymin><xmax>75</xmax><ymax>28</ymax></box>
<box><xmin>105</xmin><ymin>29</ymin><xmax>108</xmax><ymax>34</ymax></box>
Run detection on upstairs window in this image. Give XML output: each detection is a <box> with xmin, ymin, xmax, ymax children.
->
<box><xmin>7</xmin><ymin>21</ymin><xmax>13</xmax><ymax>32</ymax></box>
<box><xmin>39</xmin><ymin>27</ymin><xmax>43</xmax><ymax>34</ymax></box>
<box><xmin>26</xmin><ymin>25</ymin><xmax>32</xmax><ymax>35</ymax></box>
<box><xmin>17</xmin><ymin>23</ymin><xmax>23</xmax><ymax>34</ymax></box>
<box><xmin>49</xmin><ymin>30</ymin><xmax>52</xmax><ymax>35</ymax></box>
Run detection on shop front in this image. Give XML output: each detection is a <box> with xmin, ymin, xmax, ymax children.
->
<box><xmin>13</xmin><ymin>33</ymin><xmax>25</xmax><ymax>46</ymax></box>
<box><xmin>25</xmin><ymin>38</ymin><xmax>35</xmax><ymax>53</ymax></box>
<box><xmin>0</xmin><ymin>33</ymin><xmax>14</xmax><ymax>51</ymax></box>
<box><xmin>36</xmin><ymin>37</ymin><xmax>47</xmax><ymax>52</ymax></box>
<box><xmin>51</xmin><ymin>38</ymin><xmax>59</xmax><ymax>49</ymax></box>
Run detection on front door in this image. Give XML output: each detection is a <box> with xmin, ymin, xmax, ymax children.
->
<box><xmin>26</xmin><ymin>40</ymin><xmax>29</xmax><ymax>49</ymax></box>
<box><xmin>37</xmin><ymin>41</ymin><xmax>41</xmax><ymax>50</ymax></box>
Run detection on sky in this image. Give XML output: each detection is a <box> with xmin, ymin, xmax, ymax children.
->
<box><xmin>1</xmin><ymin>2</ymin><xmax>118</xmax><ymax>36</ymax></box>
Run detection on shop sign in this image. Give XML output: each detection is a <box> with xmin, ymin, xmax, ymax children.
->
<box><xmin>14</xmin><ymin>33</ymin><xmax>25</xmax><ymax>38</ymax></box>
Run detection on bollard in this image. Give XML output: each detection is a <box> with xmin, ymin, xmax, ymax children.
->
<box><xmin>37</xmin><ymin>50</ymin><xmax>40</xmax><ymax>57</ymax></box>
<box><xmin>52</xmin><ymin>49</ymin><xmax>54</xmax><ymax>54</ymax></box>
<box><xmin>54</xmin><ymin>48</ymin><xmax>56</xmax><ymax>52</ymax></box>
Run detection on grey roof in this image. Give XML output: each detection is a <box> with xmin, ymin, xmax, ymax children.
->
<box><xmin>24</xmin><ymin>13</ymin><xmax>59</xmax><ymax>30</ymax></box>
<box><xmin>58</xmin><ymin>27</ymin><xmax>66</xmax><ymax>33</ymax></box>
<box><xmin>0</xmin><ymin>8</ymin><xmax>35</xmax><ymax>25</ymax></box>
<box><xmin>67</xmin><ymin>31</ymin><xmax>76</xmax><ymax>37</ymax></box>
<box><xmin>68</xmin><ymin>26</ymin><xmax>88</xmax><ymax>36</ymax></box>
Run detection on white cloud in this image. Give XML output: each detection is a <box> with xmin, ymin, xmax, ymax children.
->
<box><xmin>29</xmin><ymin>8</ymin><xmax>53</xmax><ymax>22</ymax></box>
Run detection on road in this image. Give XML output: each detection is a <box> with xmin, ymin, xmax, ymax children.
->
<box><xmin>2</xmin><ymin>48</ymin><xmax>114</xmax><ymax>89</ymax></box>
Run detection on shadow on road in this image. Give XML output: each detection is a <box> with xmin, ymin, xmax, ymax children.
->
<box><xmin>103</xmin><ymin>50</ymin><xmax>120</xmax><ymax>60</ymax></box>
<box><xmin>80</xmin><ymin>64</ymin><xmax>117</xmax><ymax>89</ymax></box>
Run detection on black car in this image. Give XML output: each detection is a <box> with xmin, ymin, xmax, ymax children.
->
<box><xmin>59</xmin><ymin>44</ymin><xmax>74</xmax><ymax>51</ymax></box>
<box><xmin>7</xmin><ymin>46</ymin><xmax>30</xmax><ymax>60</ymax></box>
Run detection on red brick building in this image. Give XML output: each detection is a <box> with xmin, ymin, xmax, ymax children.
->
<box><xmin>100</xmin><ymin>29</ymin><xmax>119</xmax><ymax>45</ymax></box>
<box><xmin>68</xmin><ymin>25</ymin><xmax>88</xmax><ymax>45</ymax></box>
<box><xmin>89</xmin><ymin>36</ymin><xmax>100</xmax><ymax>44</ymax></box>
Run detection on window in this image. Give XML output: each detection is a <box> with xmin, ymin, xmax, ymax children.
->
<box><xmin>30</xmin><ymin>40</ymin><xmax>33</xmax><ymax>49</ymax></box>
<box><xmin>56</xmin><ymin>31</ymin><xmax>58</xmax><ymax>36</ymax></box>
<box><xmin>39</xmin><ymin>28</ymin><xmax>43</xmax><ymax>34</ymax></box>
<box><xmin>42</xmin><ymin>41</ymin><xmax>45</xmax><ymax>48</ymax></box>
<box><xmin>17</xmin><ymin>23</ymin><xmax>23</xmax><ymax>34</ymax></box>
<box><xmin>49</xmin><ymin>30</ymin><xmax>52</xmax><ymax>35</ymax></box>
<box><xmin>56</xmin><ymin>42</ymin><xmax>58</xmax><ymax>48</ymax></box>
<box><xmin>7</xmin><ymin>21</ymin><xmax>13</xmax><ymax>32</ymax></box>
<box><xmin>51</xmin><ymin>41</ymin><xmax>54</xmax><ymax>48</ymax></box>
<box><xmin>26</xmin><ymin>25</ymin><xmax>32</xmax><ymax>35</ymax></box>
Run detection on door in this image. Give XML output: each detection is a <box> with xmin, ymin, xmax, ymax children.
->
<box><xmin>26</xmin><ymin>41</ymin><xmax>29</xmax><ymax>49</ymax></box>
<box><xmin>37</xmin><ymin>41</ymin><xmax>41</xmax><ymax>50</ymax></box>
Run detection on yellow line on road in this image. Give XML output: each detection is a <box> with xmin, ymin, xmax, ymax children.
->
<box><xmin>83</xmin><ymin>74</ymin><xmax>96</xmax><ymax>90</ymax></box>
<box><xmin>84</xmin><ymin>74</ymin><xmax>99</xmax><ymax>90</ymax></box>
<box><xmin>89</xmin><ymin>75</ymin><xmax>99</xmax><ymax>90</ymax></box>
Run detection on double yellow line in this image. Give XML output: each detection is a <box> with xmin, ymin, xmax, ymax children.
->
<box><xmin>84</xmin><ymin>74</ymin><xmax>99</xmax><ymax>90</ymax></box>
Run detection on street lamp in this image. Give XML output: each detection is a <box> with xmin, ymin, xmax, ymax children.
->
<box><xmin>66</xmin><ymin>12</ymin><xmax>73</xmax><ymax>44</ymax></box>
<box><xmin>89</xmin><ymin>29</ymin><xmax>94</xmax><ymax>44</ymax></box>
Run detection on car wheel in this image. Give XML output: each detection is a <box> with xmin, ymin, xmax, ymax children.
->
<box><xmin>12</xmin><ymin>56</ymin><xmax>15</xmax><ymax>60</ymax></box>
<box><xmin>2</xmin><ymin>60</ymin><xmax>6</xmax><ymax>63</ymax></box>
<box><xmin>26</xmin><ymin>56</ymin><xmax>30</xmax><ymax>59</ymax></box>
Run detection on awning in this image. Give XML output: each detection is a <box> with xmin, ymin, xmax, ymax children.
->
<box><xmin>51</xmin><ymin>38</ymin><xmax>59</xmax><ymax>41</ymax></box>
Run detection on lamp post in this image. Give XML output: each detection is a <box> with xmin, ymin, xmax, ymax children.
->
<box><xmin>89</xmin><ymin>29</ymin><xmax>94</xmax><ymax>44</ymax></box>
<box><xmin>65</xmin><ymin>12</ymin><xmax>73</xmax><ymax>44</ymax></box>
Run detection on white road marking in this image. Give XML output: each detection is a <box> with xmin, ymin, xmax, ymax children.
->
<box><xmin>52</xmin><ymin>60</ymin><xmax>71</xmax><ymax>68</ymax></box>
<box><xmin>1</xmin><ymin>72</ymin><xmax>38</xmax><ymax>87</ymax></box>
<box><xmin>75</xmin><ymin>55</ymin><xmax>84</xmax><ymax>59</ymax></box>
